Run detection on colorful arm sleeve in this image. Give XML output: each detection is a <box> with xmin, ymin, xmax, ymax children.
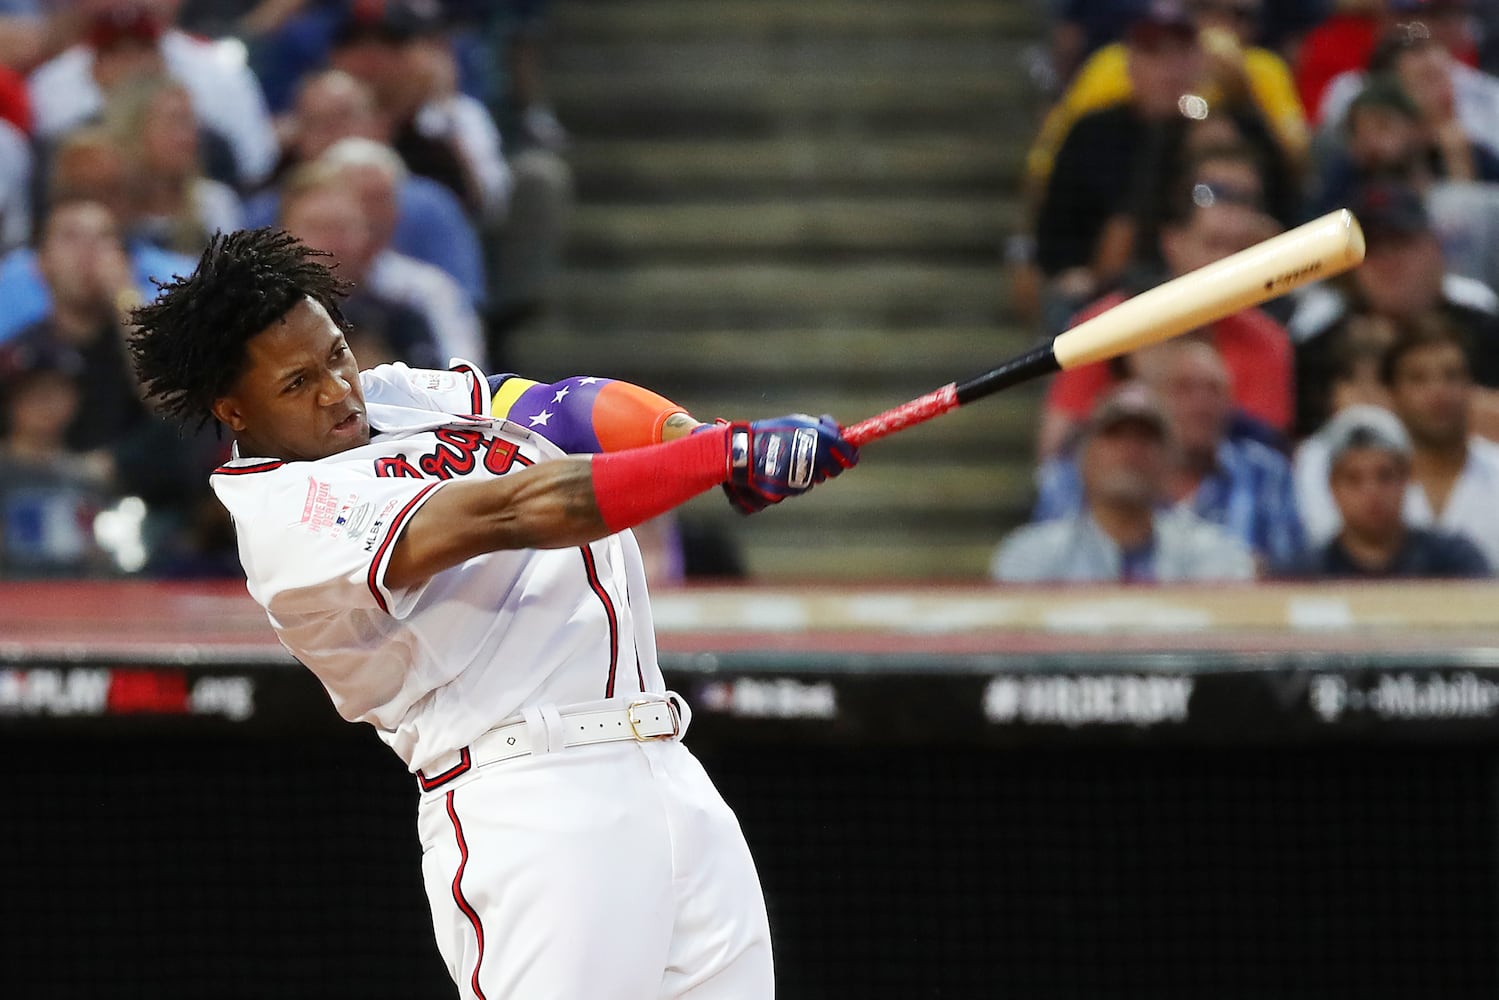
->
<box><xmin>487</xmin><ymin>374</ymin><xmax>690</xmax><ymax>454</ymax></box>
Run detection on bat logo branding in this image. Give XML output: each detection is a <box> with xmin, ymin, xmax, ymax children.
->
<box><xmin>788</xmin><ymin>428</ymin><xmax>816</xmax><ymax>489</ymax></box>
<box><xmin>1264</xmin><ymin>260</ymin><xmax>1322</xmax><ymax>291</ymax></box>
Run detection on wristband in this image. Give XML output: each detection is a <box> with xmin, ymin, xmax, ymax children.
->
<box><xmin>590</xmin><ymin>425</ymin><xmax>730</xmax><ymax>533</ymax></box>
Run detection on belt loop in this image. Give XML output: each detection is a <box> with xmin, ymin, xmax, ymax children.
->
<box><xmin>665</xmin><ymin>690</ymin><xmax>692</xmax><ymax>739</ymax></box>
<box><xmin>521</xmin><ymin>705</ymin><xmax>552</xmax><ymax>755</ymax></box>
<box><xmin>539</xmin><ymin>704</ymin><xmax>566</xmax><ymax>752</ymax></box>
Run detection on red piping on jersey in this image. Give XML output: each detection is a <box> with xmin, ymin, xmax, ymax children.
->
<box><xmin>580</xmin><ymin>545</ymin><xmax>621</xmax><ymax>697</ymax></box>
<box><xmin>417</xmin><ymin>747</ymin><xmax>472</xmax><ymax>792</ymax></box>
<box><xmin>445</xmin><ymin>791</ymin><xmax>489</xmax><ymax>1000</ymax></box>
<box><xmin>213</xmin><ymin>460</ymin><xmax>284</xmax><ymax>475</ymax></box>
<box><xmin>367</xmin><ymin>483</ymin><xmax>443</xmax><ymax>613</ymax></box>
<box><xmin>451</xmin><ymin>363</ymin><xmax>487</xmax><ymax>416</ymax></box>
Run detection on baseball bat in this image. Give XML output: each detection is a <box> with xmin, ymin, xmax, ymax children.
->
<box><xmin>842</xmin><ymin>208</ymin><xmax>1366</xmax><ymax>448</ymax></box>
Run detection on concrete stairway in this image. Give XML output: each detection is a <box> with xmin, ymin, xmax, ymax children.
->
<box><xmin>514</xmin><ymin>0</ymin><xmax>1046</xmax><ymax>579</ymax></box>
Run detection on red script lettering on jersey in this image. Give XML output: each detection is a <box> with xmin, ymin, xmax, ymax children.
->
<box><xmin>375</xmin><ymin>431</ymin><xmax>526</xmax><ymax>481</ymax></box>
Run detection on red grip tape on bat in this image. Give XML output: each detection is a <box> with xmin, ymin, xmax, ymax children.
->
<box><xmin>842</xmin><ymin>383</ymin><xmax>959</xmax><ymax>447</ymax></box>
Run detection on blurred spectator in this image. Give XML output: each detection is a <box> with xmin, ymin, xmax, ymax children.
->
<box><xmin>276</xmin><ymin>163</ymin><xmax>445</xmax><ymax>370</ymax></box>
<box><xmin>1398</xmin><ymin>0</ymin><xmax>1483</xmax><ymax>66</ymax></box>
<box><xmin>1309</xmin><ymin>74</ymin><xmax>1499</xmax><ymax>216</ymax></box>
<box><xmin>1287</xmin><ymin>403</ymin><xmax>1490</xmax><ymax>576</ymax></box>
<box><xmin>5</xmin><ymin>192</ymin><xmax>225</xmax><ymax>572</ymax></box>
<box><xmin>1128</xmin><ymin>138</ymin><xmax>1290</xmax><ymax>282</ymax></box>
<box><xmin>0</xmin><ymin>336</ymin><xmax>118</xmax><ymax>578</ymax></box>
<box><xmin>1256</xmin><ymin>0</ymin><xmax>1336</xmax><ymax>61</ymax></box>
<box><xmin>1295</xmin><ymin>316</ymin><xmax>1499</xmax><ymax>562</ymax></box>
<box><xmin>0</xmin><ymin>127</ymin><xmax>194</xmax><ymax>345</ymax></box>
<box><xmin>1032</xmin><ymin>3</ymin><xmax>1205</xmax><ymax>329</ymax></box>
<box><xmin>1296</xmin><ymin>0</ymin><xmax>1390</xmax><ymax>121</ymax></box>
<box><xmin>487</xmin><ymin>0</ymin><xmax>569</xmax><ymax>152</ymax></box>
<box><xmin>0</xmin><ymin>2</ymin><xmax>81</xmax><ymax>77</ymax></box>
<box><xmin>1046</xmin><ymin>0</ymin><xmax>1151</xmax><ymax>89</ymax></box>
<box><xmin>1296</xmin><ymin>0</ymin><xmax>1484</xmax><ymax>124</ymax></box>
<box><xmin>0</xmin><ymin>96</ymin><xmax>27</xmax><ymax>252</ymax></box>
<box><xmin>1319</xmin><ymin>17</ymin><xmax>1499</xmax><ymax>155</ymax></box>
<box><xmin>329</xmin><ymin>0</ymin><xmax>478</xmax><ymax>210</ymax></box>
<box><xmin>6</xmin><ymin>197</ymin><xmax>150</xmax><ymax>452</ymax></box>
<box><xmin>27</xmin><ymin>0</ymin><xmax>278</xmax><ymax>189</ymax></box>
<box><xmin>1483</xmin><ymin>0</ymin><xmax>1499</xmax><ymax>73</ymax></box>
<box><xmin>297</xmin><ymin>140</ymin><xmax>484</xmax><ymax>363</ymax></box>
<box><xmin>993</xmin><ymin>382</ymin><xmax>1256</xmax><ymax>582</ymax></box>
<box><xmin>1369</xmin><ymin>22</ymin><xmax>1499</xmax><ymax>176</ymax></box>
<box><xmin>1039</xmin><ymin>180</ymin><xmax>1293</xmax><ymax>456</ymax></box>
<box><xmin>103</xmin><ymin>74</ymin><xmax>243</xmax><ymax>255</ymax></box>
<box><xmin>324</xmin><ymin>2</ymin><xmax>572</xmax><ymax>340</ymax></box>
<box><xmin>1425</xmin><ymin>180</ymin><xmax>1499</xmax><ymax>291</ymax></box>
<box><xmin>1289</xmin><ymin>180</ymin><xmax>1499</xmax><ymax>437</ymax></box>
<box><xmin>407</xmin><ymin>22</ymin><xmax>510</xmax><ymax>223</ymax></box>
<box><xmin>1027</xmin><ymin>0</ymin><xmax>1308</xmax><ymax>200</ymax></box>
<box><xmin>246</xmin><ymin>68</ymin><xmax>485</xmax><ymax>305</ymax></box>
<box><xmin>1034</xmin><ymin>338</ymin><xmax>1304</xmax><ymax>568</ymax></box>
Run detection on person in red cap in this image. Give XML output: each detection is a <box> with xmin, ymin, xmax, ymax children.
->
<box><xmin>27</xmin><ymin>0</ymin><xmax>278</xmax><ymax>190</ymax></box>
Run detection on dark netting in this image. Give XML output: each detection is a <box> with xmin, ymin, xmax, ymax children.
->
<box><xmin>2</xmin><ymin>736</ymin><xmax>1494</xmax><ymax>1000</ymax></box>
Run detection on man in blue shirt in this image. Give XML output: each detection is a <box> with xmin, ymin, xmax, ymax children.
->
<box><xmin>1033</xmin><ymin>337</ymin><xmax>1303</xmax><ymax>569</ymax></box>
<box><xmin>995</xmin><ymin>381</ymin><xmax>1255</xmax><ymax>583</ymax></box>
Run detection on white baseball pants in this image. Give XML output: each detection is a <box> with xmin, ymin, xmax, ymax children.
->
<box><xmin>417</xmin><ymin>738</ymin><xmax>774</xmax><ymax>999</ymax></box>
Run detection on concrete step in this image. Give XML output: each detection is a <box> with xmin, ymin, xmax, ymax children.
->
<box><xmin>680</xmin><ymin>496</ymin><xmax>1025</xmax><ymax>580</ymax></box>
<box><xmin>674</xmin><ymin>463</ymin><xmax>1034</xmax><ymax>580</ymax></box>
<box><xmin>510</xmin><ymin>326</ymin><xmax>1028</xmax><ymax>381</ymax></box>
<box><xmin>550</xmin><ymin>69</ymin><xmax>1025</xmax><ymax>139</ymax></box>
<box><xmin>568</xmin><ymin>135</ymin><xmax>1020</xmax><ymax>200</ymax></box>
<box><xmin>551</xmin><ymin>38</ymin><xmax>1027</xmax><ymax>77</ymax></box>
<box><xmin>568</xmin><ymin>197</ymin><xmax>1015</xmax><ymax>262</ymax></box>
<box><xmin>552</xmin><ymin>67</ymin><xmax>1022</xmax><ymax>114</ymax></box>
<box><xmin>553</xmin><ymin>0</ymin><xmax>1040</xmax><ymax>41</ymax></box>
<box><xmin>554</xmin><ymin>262</ymin><xmax>1007</xmax><ymax>332</ymax></box>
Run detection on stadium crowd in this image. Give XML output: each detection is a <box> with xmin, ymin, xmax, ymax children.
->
<box><xmin>997</xmin><ymin>0</ymin><xmax>1499</xmax><ymax>583</ymax></box>
<box><xmin>0</xmin><ymin>0</ymin><xmax>575</xmax><ymax>580</ymax></box>
<box><xmin>1</xmin><ymin>0</ymin><xmax>1498</xmax><ymax>586</ymax></box>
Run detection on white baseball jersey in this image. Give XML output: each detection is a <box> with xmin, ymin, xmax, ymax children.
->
<box><xmin>211</xmin><ymin>362</ymin><xmax>663</xmax><ymax>773</ymax></box>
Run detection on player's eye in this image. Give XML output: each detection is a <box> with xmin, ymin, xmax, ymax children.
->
<box><xmin>282</xmin><ymin>375</ymin><xmax>305</xmax><ymax>394</ymax></box>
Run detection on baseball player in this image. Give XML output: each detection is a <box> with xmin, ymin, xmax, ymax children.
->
<box><xmin>126</xmin><ymin>229</ymin><xmax>858</xmax><ymax>998</ymax></box>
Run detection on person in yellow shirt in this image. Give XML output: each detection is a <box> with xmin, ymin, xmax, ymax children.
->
<box><xmin>1027</xmin><ymin>0</ymin><xmax>1309</xmax><ymax>190</ymax></box>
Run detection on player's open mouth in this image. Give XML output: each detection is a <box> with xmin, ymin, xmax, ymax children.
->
<box><xmin>331</xmin><ymin>411</ymin><xmax>363</xmax><ymax>435</ymax></box>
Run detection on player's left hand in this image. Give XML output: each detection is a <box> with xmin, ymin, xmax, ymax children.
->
<box><xmin>721</xmin><ymin>413</ymin><xmax>859</xmax><ymax>515</ymax></box>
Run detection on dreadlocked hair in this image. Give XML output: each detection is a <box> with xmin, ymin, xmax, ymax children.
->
<box><xmin>128</xmin><ymin>228</ymin><xmax>352</xmax><ymax>430</ymax></box>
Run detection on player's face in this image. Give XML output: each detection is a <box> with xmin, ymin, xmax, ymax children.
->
<box><xmin>211</xmin><ymin>297</ymin><xmax>369</xmax><ymax>462</ymax></box>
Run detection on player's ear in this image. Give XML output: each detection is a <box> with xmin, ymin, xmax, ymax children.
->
<box><xmin>211</xmin><ymin>395</ymin><xmax>247</xmax><ymax>432</ymax></box>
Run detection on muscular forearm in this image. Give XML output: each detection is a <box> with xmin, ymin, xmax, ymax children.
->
<box><xmin>385</xmin><ymin>457</ymin><xmax>610</xmax><ymax>589</ymax></box>
<box><xmin>386</xmin><ymin>427</ymin><xmax>731</xmax><ymax>588</ymax></box>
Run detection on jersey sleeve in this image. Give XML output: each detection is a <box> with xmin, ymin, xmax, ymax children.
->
<box><xmin>487</xmin><ymin>374</ymin><xmax>689</xmax><ymax>454</ymax></box>
<box><xmin>214</xmin><ymin>464</ymin><xmax>450</xmax><ymax>620</ymax></box>
<box><xmin>360</xmin><ymin>361</ymin><xmax>490</xmax><ymax>416</ymax></box>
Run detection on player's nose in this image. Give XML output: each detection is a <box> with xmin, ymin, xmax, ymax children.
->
<box><xmin>318</xmin><ymin>369</ymin><xmax>353</xmax><ymax>405</ymax></box>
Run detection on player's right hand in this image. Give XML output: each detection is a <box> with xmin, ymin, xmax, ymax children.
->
<box><xmin>721</xmin><ymin>413</ymin><xmax>858</xmax><ymax>515</ymax></box>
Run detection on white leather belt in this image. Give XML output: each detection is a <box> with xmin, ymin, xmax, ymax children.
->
<box><xmin>417</xmin><ymin>694</ymin><xmax>686</xmax><ymax>792</ymax></box>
